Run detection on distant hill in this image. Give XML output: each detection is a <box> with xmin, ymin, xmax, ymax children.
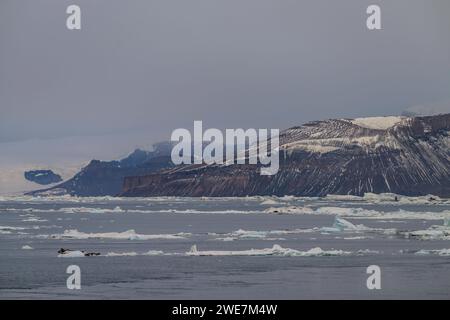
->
<box><xmin>29</xmin><ymin>142</ymin><xmax>174</xmax><ymax>196</ymax></box>
<box><xmin>24</xmin><ymin>170</ymin><xmax>62</xmax><ymax>185</ymax></box>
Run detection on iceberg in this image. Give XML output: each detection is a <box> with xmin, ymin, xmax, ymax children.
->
<box><xmin>320</xmin><ymin>217</ymin><xmax>367</xmax><ymax>233</ymax></box>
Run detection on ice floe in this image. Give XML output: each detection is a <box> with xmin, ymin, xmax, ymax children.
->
<box><xmin>58</xmin><ymin>250</ymin><xmax>86</xmax><ymax>258</ymax></box>
<box><xmin>320</xmin><ymin>217</ymin><xmax>368</xmax><ymax>233</ymax></box>
<box><xmin>343</xmin><ymin>236</ymin><xmax>370</xmax><ymax>240</ymax></box>
<box><xmin>403</xmin><ymin>226</ymin><xmax>450</xmax><ymax>240</ymax></box>
<box><xmin>186</xmin><ymin>244</ymin><xmax>351</xmax><ymax>257</ymax></box>
<box><xmin>105</xmin><ymin>250</ymin><xmax>164</xmax><ymax>257</ymax></box>
<box><xmin>48</xmin><ymin>229</ymin><xmax>190</xmax><ymax>240</ymax></box>
<box><xmin>260</xmin><ymin>199</ymin><xmax>281</xmax><ymax>205</ymax></box>
<box><xmin>21</xmin><ymin>216</ymin><xmax>48</xmax><ymax>222</ymax></box>
<box><xmin>3</xmin><ymin>206</ymin><xmax>254</xmax><ymax>215</ymax></box>
<box><xmin>0</xmin><ymin>225</ymin><xmax>26</xmax><ymax>231</ymax></box>
<box><xmin>401</xmin><ymin>219</ymin><xmax>450</xmax><ymax>240</ymax></box>
<box><xmin>324</xmin><ymin>193</ymin><xmax>447</xmax><ymax>204</ymax></box>
<box><xmin>415</xmin><ymin>249</ymin><xmax>450</xmax><ymax>256</ymax></box>
<box><xmin>356</xmin><ymin>249</ymin><xmax>380</xmax><ymax>255</ymax></box>
<box><xmin>264</xmin><ymin>205</ymin><xmax>450</xmax><ymax>221</ymax></box>
<box><xmin>53</xmin><ymin>245</ymin><xmax>382</xmax><ymax>258</ymax></box>
<box><xmin>362</xmin><ymin>193</ymin><xmax>444</xmax><ymax>204</ymax></box>
<box><xmin>210</xmin><ymin>227</ymin><xmax>316</xmax><ymax>241</ymax></box>
<box><xmin>264</xmin><ymin>206</ymin><xmax>315</xmax><ymax>214</ymax></box>
<box><xmin>58</xmin><ymin>206</ymin><xmax>124</xmax><ymax>214</ymax></box>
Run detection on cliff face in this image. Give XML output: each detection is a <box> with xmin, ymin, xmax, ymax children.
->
<box><xmin>121</xmin><ymin>114</ymin><xmax>450</xmax><ymax>197</ymax></box>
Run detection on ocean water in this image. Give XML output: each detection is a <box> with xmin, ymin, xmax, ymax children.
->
<box><xmin>0</xmin><ymin>195</ymin><xmax>449</xmax><ymax>299</ymax></box>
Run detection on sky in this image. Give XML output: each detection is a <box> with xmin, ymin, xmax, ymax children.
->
<box><xmin>1</xmin><ymin>0</ymin><xmax>450</xmax><ymax>144</ymax></box>
<box><xmin>0</xmin><ymin>0</ymin><xmax>449</xmax><ymax>194</ymax></box>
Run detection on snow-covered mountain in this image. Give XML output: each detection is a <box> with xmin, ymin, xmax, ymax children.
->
<box><xmin>121</xmin><ymin>114</ymin><xmax>450</xmax><ymax>197</ymax></box>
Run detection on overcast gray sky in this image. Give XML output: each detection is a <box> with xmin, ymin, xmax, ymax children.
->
<box><xmin>1</xmin><ymin>0</ymin><xmax>450</xmax><ymax>143</ymax></box>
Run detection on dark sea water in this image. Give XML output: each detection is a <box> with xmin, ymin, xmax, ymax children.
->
<box><xmin>0</xmin><ymin>195</ymin><xmax>449</xmax><ymax>299</ymax></box>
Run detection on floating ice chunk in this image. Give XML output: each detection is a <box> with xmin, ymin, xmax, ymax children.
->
<box><xmin>333</xmin><ymin>217</ymin><xmax>359</xmax><ymax>230</ymax></box>
<box><xmin>415</xmin><ymin>249</ymin><xmax>450</xmax><ymax>256</ymax></box>
<box><xmin>214</xmin><ymin>227</ymin><xmax>317</xmax><ymax>241</ymax></box>
<box><xmin>186</xmin><ymin>244</ymin><xmax>351</xmax><ymax>257</ymax></box>
<box><xmin>58</xmin><ymin>250</ymin><xmax>86</xmax><ymax>258</ymax></box>
<box><xmin>0</xmin><ymin>225</ymin><xmax>26</xmax><ymax>231</ymax></box>
<box><xmin>444</xmin><ymin>218</ymin><xmax>450</xmax><ymax>227</ymax></box>
<box><xmin>301</xmin><ymin>247</ymin><xmax>350</xmax><ymax>256</ymax></box>
<box><xmin>143</xmin><ymin>250</ymin><xmax>164</xmax><ymax>256</ymax></box>
<box><xmin>215</xmin><ymin>237</ymin><xmax>236</xmax><ymax>242</ymax></box>
<box><xmin>21</xmin><ymin>217</ymin><xmax>48</xmax><ymax>222</ymax></box>
<box><xmin>320</xmin><ymin>217</ymin><xmax>368</xmax><ymax>233</ymax></box>
<box><xmin>265</xmin><ymin>205</ymin><xmax>450</xmax><ymax>221</ymax></box>
<box><xmin>356</xmin><ymin>249</ymin><xmax>380</xmax><ymax>255</ymax></box>
<box><xmin>189</xmin><ymin>244</ymin><xmax>198</xmax><ymax>254</ymax></box>
<box><xmin>231</xmin><ymin>229</ymin><xmax>267</xmax><ymax>239</ymax></box>
<box><xmin>264</xmin><ymin>206</ymin><xmax>314</xmax><ymax>214</ymax></box>
<box><xmin>325</xmin><ymin>194</ymin><xmax>364</xmax><ymax>201</ymax></box>
<box><xmin>362</xmin><ymin>193</ymin><xmax>443</xmax><ymax>204</ymax></box>
<box><xmin>343</xmin><ymin>236</ymin><xmax>369</xmax><ymax>240</ymax></box>
<box><xmin>21</xmin><ymin>245</ymin><xmax>33</xmax><ymax>250</ymax></box>
<box><xmin>106</xmin><ymin>251</ymin><xmax>138</xmax><ymax>257</ymax></box>
<box><xmin>403</xmin><ymin>221</ymin><xmax>450</xmax><ymax>240</ymax></box>
<box><xmin>49</xmin><ymin>229</ymin><xmax>190</xmax><ymax>240</ymax></box>
<box><xmin>316</xmin><ymin>207</ymin><xmax>356</xmax><ymax>216</ymax></box>
<box><xmin>260</xmin><ymin>199</ymin><xmax>280</xmax><ymax>205</ymax></box>
<box><xmin>404</xmin><ymin>227</ymin><xmax>450</xmax><ymax>240</ymax></box>
<box><xmin>59</xmin><ymin>206</ymin><xmax>125</xmax><ymax>214</ymax></box>
<box><xmin>105</xmin><ymin>250</ymin><xmax>165</xmax><ymax>257</ymax></box>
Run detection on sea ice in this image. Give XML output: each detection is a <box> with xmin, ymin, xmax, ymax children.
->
<box><xmin>186</xmin><ymin>244</ymin><xmax>351</xmax><ymax>257</ymax></box>
<box><xmin>49</xmin><ymin>229</ymin><xmax>190</xmax><ymax>240</ymax></box>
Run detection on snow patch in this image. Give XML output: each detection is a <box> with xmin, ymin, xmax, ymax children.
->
<box><xmin>350</xmin><ymin>116</ymin><xmax>405</xmax><ymax>130</ymax></box>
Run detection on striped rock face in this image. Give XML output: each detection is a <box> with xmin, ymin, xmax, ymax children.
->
<box><xmin>121</xmin><ymin>114</ymin><xmax>450</xmax><ymax>197</ymax></box>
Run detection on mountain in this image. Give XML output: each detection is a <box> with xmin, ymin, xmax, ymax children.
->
<box><xmin>121</xmin><ymin>114</ymin><xmax>450</xmax><ymax>197</ymax></box>
<box><xmin>29</xmin><ymin>142</ymin><xmax>174</xmax><ymax>196</ymax></box>
<box><xmin>24</xmin><ymin>170</ymin><xmax>62</xmax><ymax>185</ymax></box>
